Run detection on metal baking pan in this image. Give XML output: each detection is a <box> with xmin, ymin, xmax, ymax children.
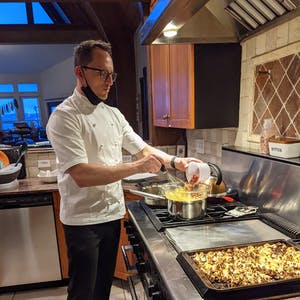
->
<box><xmin>177</xmin><ymin>239</ymin><xmax>300</xmax><ymax>299</ymax></box>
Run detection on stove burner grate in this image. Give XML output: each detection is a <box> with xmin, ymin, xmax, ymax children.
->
<box><xmin>139</xmin><ymin>199</ymin><xmax>259</xmax><ymax>232</ymax></box>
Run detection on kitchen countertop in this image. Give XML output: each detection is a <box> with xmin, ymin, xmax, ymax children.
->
<box><xmin>0</xmin><ymin>177</ymin><xmax>141</xmax><ymax>197</ymax></box>
<box><xmin>0</xmin><ymin>177</ymin><xmax>58</xmax><ymax>196</ymax></box>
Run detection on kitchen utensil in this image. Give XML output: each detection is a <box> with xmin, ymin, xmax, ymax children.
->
<box><xmin>164</xmin><ymin>183</ymin><xmax>209</xmax><ymax>219</ymax></box>
<box><xmin>14</xmin><ymin>142</ymin><xmax>27</xmax><ymax>166</ymax></box>
<box><xmin>160</xmin><ymin>164</ymin><xmax>186</xmax><ymax>187</ymax></box>
<box><xmin>128</xmin><ymin>188</ymin><xmax>167</xmax><ymax>205</ymax></box>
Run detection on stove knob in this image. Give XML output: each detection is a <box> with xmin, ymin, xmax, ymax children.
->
<box><xmin>136</xmin><ymin>261</ymin><xmax>147</xmax><ymax>273</ymax></box>
<box><xmin>125</xmin><ymin>226</ymin><xmax>134</xmax><ymax>235</ymax></box>
<box><xmin>124</xmin><ymin>220</ymin><xmax>134</xmax><ymax>234</ymax></box>
<box><xmin>132</xmin><ymin>243</ymin><xmax>141</xmax><ymax>255</ymax></box>
<box><xmin>148</xmin><ymin>285</ymin><xmax>162</xmax><ymax>299</ymax></box>
<box><xmin>128</xmin><ymin>235</ymin><xmax>138</xmax><ymax>245</ymax></box>
<box><xmin>151</xmin><ymin>290</ymin><xmax>162</xmax><ymax>300</ymax></box>
<box><xmin>147</xmin><ymin>283</ymin><xmax>155</xmax><ymax>297</ymax></box>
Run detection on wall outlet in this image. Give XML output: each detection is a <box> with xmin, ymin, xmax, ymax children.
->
<box><xmin>195</xmin><ymin>139</ymin><xmax>205</xmax><ymax>154</ymax></box>
<box><xmin>38</xmin><ymin>160</ymin><xmax>51</xmax><ymax>169</ymax></box>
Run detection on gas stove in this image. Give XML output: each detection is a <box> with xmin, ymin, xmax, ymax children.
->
<box><xmin>139</xmin><ymin>198</ymin><xmax>259</xmax><ymax>232</ymax></box>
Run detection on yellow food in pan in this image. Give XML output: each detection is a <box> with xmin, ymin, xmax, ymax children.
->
<box><xmin>165</xmin><ymin>187</ymin><xmax>207</xmax><ymax>202</ymax></box>
<box><xmin>192</xmin><ymin>242</ymin><xmax>300</xmax><ymax>288</ymax></box>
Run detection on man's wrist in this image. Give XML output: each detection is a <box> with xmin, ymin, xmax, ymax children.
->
<box><xmin>170</xmin><ymin>156</ymin><xmax>177</xmax><ymax>169</ymax></box>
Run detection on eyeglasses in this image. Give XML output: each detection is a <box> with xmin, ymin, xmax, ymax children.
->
<box><xmin>82</xmin><ymin>66</ymin><xmax>117</xmax><ymax>82</ymax></box>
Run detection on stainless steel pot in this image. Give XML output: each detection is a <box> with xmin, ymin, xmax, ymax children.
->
<box><xmin>168</xmin><ymin>198</ymin><xmax>207</xmax><ymax>219</ymax></box>
<box><xmin>164</xmin><ymin>183</ymin><xmax>209</xmax><ymax>219</ymax></box>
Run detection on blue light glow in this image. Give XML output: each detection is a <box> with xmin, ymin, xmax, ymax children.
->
<box><xmin>0</xmin><ymin>84</ymin><xmax>14</xmax><ymax>93</ymax></box>
<box><xmin>0</xmin><ymin>2</ymin><xmax>27</xmax><ymax>24</ymax></box>
<box><xmin>17</xmin><ymin>83</ymin><xmax>38</xmax><ymax>93</ymax></box>
<box><xmin>32</xmin><ymin>2</ymin><xmax>53</xmax><ymax>24</ymax></box>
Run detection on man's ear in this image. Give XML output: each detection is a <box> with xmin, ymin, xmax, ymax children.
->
<box><xmin>75</xmin><ymin>66</ymin><xmax>86</xmax><ymax>85</ymax></box>
<box><xmin>75</xmin><ymin>66</ymin><xmax>83</xmax><ymax>78</ymax></box>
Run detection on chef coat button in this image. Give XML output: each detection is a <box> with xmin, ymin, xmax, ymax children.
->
<box><xmin>93</xmin><ymin>124</ymin><xmax>96</xmax><ymax>127</ymax></box>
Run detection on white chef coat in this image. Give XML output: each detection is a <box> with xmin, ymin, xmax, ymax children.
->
<box><xmin>46</xmin><ymin>88</ymin><xmax>146</xmax><ymax>225</ymax></box>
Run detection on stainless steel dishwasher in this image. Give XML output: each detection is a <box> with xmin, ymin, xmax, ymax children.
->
<box><xmin>0</xmin><ymin>193</ymin><xmax>62</xmax><ymax>290</ymax></box>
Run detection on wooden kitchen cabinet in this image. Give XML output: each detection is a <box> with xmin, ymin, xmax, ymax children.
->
<box><xmin>52</xmin><ymin>191</ymin><xmax>69</xmax><ymax>279</ymax></box>
<box><xmin>52</xmin><ymin>190</ymin><xmax>141</xmax><ymax>281</ymax></box>
<box><xmin>150</xmin><ymin>44</ymin><xmax>194</xmax><ymax>128</ymax></box>
<box><xmin>149</xmin><ymin>43</ymin><xmax>241</xmax><ymax>129</ymax></box>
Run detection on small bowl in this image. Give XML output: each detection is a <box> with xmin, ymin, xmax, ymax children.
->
<box><xmin>37</xmin><ymin>169</ymin><xmax>58</xmax><ymax>183</ymax></box>
<box><xmin>0</xmin><ymin>163</ymin><xmax>22</xmax><ymax>184</ymax></box>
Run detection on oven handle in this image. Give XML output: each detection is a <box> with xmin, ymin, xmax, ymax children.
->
<box><xmin>121</xmin><ymin>245</ymin><xmax>138</xmax><ymax>275</ymax></box>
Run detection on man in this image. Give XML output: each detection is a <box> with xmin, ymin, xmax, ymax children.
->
<box><xmin>46</xmin><ymin>39</ymin><xmax>200</xmax><ymax>300</ymax></box>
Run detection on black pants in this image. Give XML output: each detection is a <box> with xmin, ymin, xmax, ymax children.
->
<box><xmin>63</xmin><ymin>219</ymin><xmax>121</xmax><ymax>300</ymax></box>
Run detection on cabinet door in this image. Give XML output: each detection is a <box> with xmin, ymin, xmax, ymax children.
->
<box><xmin>52</xmin><ymin>191</ymin><xmax>69</xmax><ymax>279</ymax></box>
<box><xmin>169</xmin><ymin>44</ymin><xmax>194</xmax><ymax>129</ymax></box>
<box><xmin>150</xmin><ymin>44</ymin><xmax>170</xmax><ymax>126</ymax></box>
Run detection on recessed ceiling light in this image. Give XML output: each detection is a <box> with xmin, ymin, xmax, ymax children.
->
<box><xmin>163</xmin><ymin>29</ymin><xmax>177</xmax><ymax>37</ymax></box>
<box><xmin>162</xmin><ymin>22</ymin><xmax>178</xmax><ymax>38</ymax></box>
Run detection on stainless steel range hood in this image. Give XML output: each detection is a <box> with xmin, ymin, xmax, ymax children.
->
<box><xmin>139</xmin><ymin>0</ymin><xmax>300</xmax><ymax>45</ymax></box>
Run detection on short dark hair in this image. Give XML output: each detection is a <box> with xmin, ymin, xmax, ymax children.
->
<box><xmin>74</xmin><ymin>40</ymin><xmax>112</xmax><ymax>67</ymax></box>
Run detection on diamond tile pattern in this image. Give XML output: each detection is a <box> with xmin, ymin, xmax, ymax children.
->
<box><xmin>252</xmin><ymin>52</ymin><xmax>300</xmax><ymax>137</ymax></box>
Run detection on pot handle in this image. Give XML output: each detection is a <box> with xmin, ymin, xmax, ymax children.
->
<box><xmin>128</xmin><ymin>189</ymin><xmax>166</xmax><ymax>200</ymax></box>
<box><xmin>207</xmin><ymin>162</ymin><xmax>223</xmax><ymax>185</ymax></box>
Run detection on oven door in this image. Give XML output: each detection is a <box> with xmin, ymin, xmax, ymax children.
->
<box><xmin>122</xmin><ymin>238</ymin><xmax>165</xmax><ymax>300</ymax></box>
<box><xmin>121</xmin><ymin>245</ymin><xmax>146</xmax><ymax>300</ymax></box>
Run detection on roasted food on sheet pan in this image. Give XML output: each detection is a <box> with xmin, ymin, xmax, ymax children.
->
<box><xmin>192</xmin><ymin>242</ymin><xmax>300</xmax><ymax>288</ymax></box>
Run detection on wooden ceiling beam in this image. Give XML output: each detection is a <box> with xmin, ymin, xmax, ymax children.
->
<box><xmin>79</xmin><ymin>0</ymin><xmax>108</xmax><ymax>42</ymax></box>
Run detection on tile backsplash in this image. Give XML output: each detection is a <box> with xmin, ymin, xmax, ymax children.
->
<box><xmin>25</xmin><ymin>149</ymin><xmax>57</xmax><ymax>178</ymax></box>
<box><xmin>252</xmin><ymin>52</ymin><xmax>300</xmax><ymax>137</ymax></box>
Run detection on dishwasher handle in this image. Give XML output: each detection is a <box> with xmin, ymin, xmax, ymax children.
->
<box><xmin>0</xmin><ymin>193</ymin><xmax>52</xmax><ymax>209</ymax></box>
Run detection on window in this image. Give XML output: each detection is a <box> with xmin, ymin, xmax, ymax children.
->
<box><xmin>17</xmin><ymin>83</ymin><xmax>38</xmax><ymax>93</ymax></box>
<box><xmin>0</xmin><ymin>2</ymin><xmax>70</xmax><ymax>25</ymax></box>
<box><xmin>0</xmin><ymin>3</ymin><xmax>27</xmax><ymax>24</ymax></box>
<box><xmin>0</xmin><ymin>83</ymin><xmax>41</xmax><ymax>131</ymax></box>
<box><xmin>21</xmin><ymin>97</ymin><xmax>40</xmax><ymax>127</ymax></box>
<box><xmin>32</xmin><ymin>2</ymin><xmax>53</xmax><ymax>24</ymax></box>
<box><xmin>0</xmin><ymin>84</ymin><xmax>14</xmax><ymax>93</ymax></box>
<box><xmin>0</xmin><ymin>98</ymin><xmax>17</xmax><ymax>130</ymax></box>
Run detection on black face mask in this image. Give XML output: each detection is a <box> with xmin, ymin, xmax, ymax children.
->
<box><xmin>81</xmin><ymin>84</ymin><xmax>102</xmax><ymax>106</ymax></box>
<box><xmin>81</xmin><ymin>67</ymin><xmax>102</xmax><ymax>105</ymax></box>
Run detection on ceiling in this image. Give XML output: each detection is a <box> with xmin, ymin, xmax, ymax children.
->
<box><xmin>0</xmin><ymin>44</ymin><xmax>76</xmax><ymax>73</ymax></box>
<box><xmin>0</xmin><ymin>0</ymin><xmax>147</xmax><ymax>74</ymax></box>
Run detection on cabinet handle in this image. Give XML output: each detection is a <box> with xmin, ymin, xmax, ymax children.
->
<box><xmin>162</xmin><ymin>114</ymin><xmax>169</xmax><ymax>120</ymax></box>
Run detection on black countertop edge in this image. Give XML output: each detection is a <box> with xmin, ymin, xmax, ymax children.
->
<box><xmin>222</xmin><ymin>146</ymin><xmax>300</xmax><ymax>166</ymax></box>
